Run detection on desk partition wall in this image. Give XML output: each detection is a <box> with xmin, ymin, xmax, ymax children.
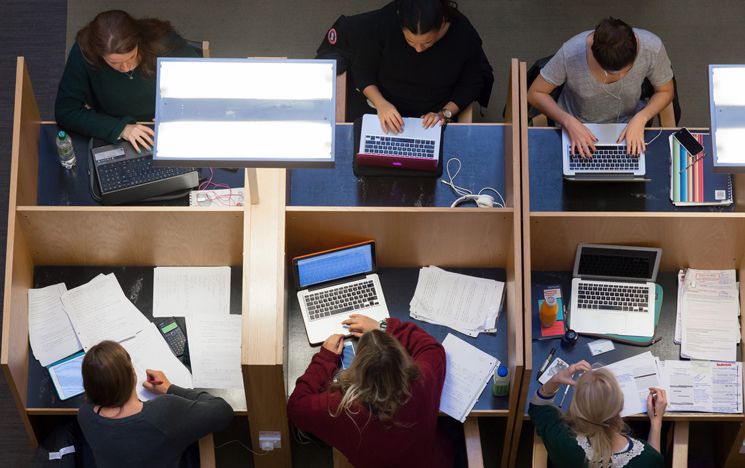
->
<box><xmin>516</xmin><ymin>64</ymin><xmax>745</xmax><ymax>467</ymax></box>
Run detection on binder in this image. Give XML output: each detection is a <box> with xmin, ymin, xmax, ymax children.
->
<box><xmin>669</xmin><ymin>133</ymin><xmax>733</xmax><ymax>206</ymax></box>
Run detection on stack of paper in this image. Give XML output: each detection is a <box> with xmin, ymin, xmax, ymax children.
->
<box><xmin>659</xmin><ymin>360</ymin><xmax>742</xmax><ymax>413</ymax></box>
<box><xmin>675</xmin><ymin>269</ymin><xmax>739</xmax><ymax>362</ymax></box>
<box><xmin>603</xmin><ymin>351</ymin><xmax>661</xmax><ymax>417</ymax></box>
<box><xmin>120</xmin><ymin>323</ymin><xmax>193</xmax><ymax>400</ymax></box>
<box><xmin>439</xmin><ymin>334</ymin><xmax>499</xmax><ymax>422</ymax></box>
<box><xmin>410</xmin><ymin>266</ymin><xmax>504</xmax><ymax>337</ymax></box>
<box><xmin>153</xmin><ymin>267</ymin><xmax>231</xmax><ymax>318</ymax></box>
<box><xmin>28</xmin><ymin>283</ymin><xmax>82</xmax><ymax>366</ymax></box>
<box><xmin>61</xmin><ymin>274</ymin><xmax>150</xmax><ymax>351</ymax></box>
<box><xmin>186</xmin><ymin>314</ymin><xmax>243</xmax><ymax>389</ymax></box>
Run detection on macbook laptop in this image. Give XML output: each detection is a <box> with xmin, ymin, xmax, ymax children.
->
<box><xmin>569</xmin><ymin>243</ymin><xmax>661</xmax><ymax>337</ymax></box>
<box><xmin>292</xmin><ymin>241</ymin><xmax>389</xmax><ymax>345</ymax></box>
<box><xmin>356</xmin><ymin>114</ymin><xmax>442</xmax><ymax>171</ymax></box>
<box><xmin>562</xmin><ymin>123</ymin><xmax>647</xmax><ymax>181</ymax></box>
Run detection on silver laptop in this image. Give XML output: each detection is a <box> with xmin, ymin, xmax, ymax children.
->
<box><xmin>357</xmin><ymin>114</ymin><xmax>442</xmax><ymax>171</ymax></box>
<box><xmin>292</xmin><ymin>241</ymin><xmax>389</xmax><ymax>345</ymax></box>
<box><xmin>569</xmin><ymin>243</ymin><xmax>661</xmax><ymax>337</ymax></box>
<box><xmin>562</xmin><ymin>123</ymin><xmax>647</xmax><ymax>181</ymax></box>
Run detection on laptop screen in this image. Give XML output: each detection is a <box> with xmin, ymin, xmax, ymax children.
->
<box><xmin>295</xmin><ymin>243</ymin><xmax>375</xmax><ymax>289</ymax></box>
<box><xmin>574</xmin><ymin>244</ymin><xmax>661</xmax><ymax>282</ymax></box>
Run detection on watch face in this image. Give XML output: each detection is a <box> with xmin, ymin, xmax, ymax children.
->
<box><xmin>442</xmin><ymin>109</ymin><xmax>453</xmax><ymax>119</ymax></box>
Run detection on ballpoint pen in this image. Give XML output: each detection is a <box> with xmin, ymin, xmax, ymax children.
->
<box><xmin>559</xmin><ymin>376</ymin><xmax>573</xmax><ymax>408</ymax></box>
<box><xmin>536</xmin><ymin>347</ymin><xmax>556</xmax><ymax>381</ymax></box>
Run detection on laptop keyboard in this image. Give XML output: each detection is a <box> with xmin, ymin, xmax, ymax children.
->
<box><xmin>97</xmin><ymin>157</ymin><xmax>195</xmax><ymax>193</ymax></box>
<box><xmin>305</xmin><ymin>280</ymin><xmax>379</xmax><ymax>321</ymax></box>
<box><xmin>364</xmin><ymin>135</ymin><xmax>436</xmax><ymax>159</ymax></box>
<box><xmin>576</xmin><ymin>282</ymin><xmax>649</xmax><ymax>312</ymax></box>
<box><xmin>568</xmin><ymin>145</ymin><xmax>640</xmax><ymax>172</ymax></box>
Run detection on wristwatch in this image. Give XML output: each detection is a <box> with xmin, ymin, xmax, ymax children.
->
<box><xmin>379</xmin><ymin>318</ymin><xmax>388</xmax><ymax>331</ymax></box>
<box><xmin>441</xmin><ymin>108</ymin><xmax>453</xmax><ymax>120</ymax></box>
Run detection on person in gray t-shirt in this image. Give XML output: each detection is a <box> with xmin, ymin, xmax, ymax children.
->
<box><xmin>527</xmin><ymin>17</ymin><xmax>674</xmax><ymax>158</ymax></box>
<box><xmin>77</xmin><ymin>340</ymin><xmax>233</xmax><ymax>468</ymax></box>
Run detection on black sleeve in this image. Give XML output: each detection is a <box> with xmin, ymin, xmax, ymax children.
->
<box><xmin>163</xmin><ymin>32</ymin><xmax>202</xmax><ymax>58</ymax></box>
<box><xmin>150</xmin><ymin>386</ymin><xmax>234</xmax><ymax>442</ymax></box>
<box><xmin>348</xmin><ymin>11</ymin><xmax>385</xmax><ymax>92</ymax></box>
<box><xmin>451</xmin><ymin>37</ymin><xmax>493</xmax><ymax>111</ymax></box>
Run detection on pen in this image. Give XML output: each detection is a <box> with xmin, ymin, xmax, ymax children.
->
<box><xmin>559</xmin><ymin>376</ymin><xmax>574</xmax><ymax>408</ymax></box>
<box><xmin>536</xmin><ymin>347</ymin><xmax>556</xmax><ymax>381</ymax></box>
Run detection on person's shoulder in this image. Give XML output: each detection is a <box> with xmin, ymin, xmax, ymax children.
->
<box><xmin>557</xmin><ymin>30</ymin><xmax>591</xmax><ymax>59</ymax></box>
<box><xmin>449</xmin><ymin>9</ymin><xmax>482</xmax><ymax>45</ymax></box>
<box><xmin>634</xmin><ymin>28</ymin><xmax>665</xmax><ymax>53</ymax></box>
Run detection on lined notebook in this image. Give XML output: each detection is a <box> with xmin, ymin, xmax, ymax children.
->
<box><xmin>669</xmin><ymin>133</ymin><xmax>733</xmax><ymax>206</ymax></box>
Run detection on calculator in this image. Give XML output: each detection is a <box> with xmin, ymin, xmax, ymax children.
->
<box><xmin>157</xmin><ymin>319</ymin><xmax>187</xmax><ymax>357</ymax></box>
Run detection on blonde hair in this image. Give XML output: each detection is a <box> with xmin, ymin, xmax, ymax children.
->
<box><xmin>329</xmin><ymin>330</ymin><xmax>419</xmax><ymax>424</ymax></box>
<box><xmin>566</xmin><ymin>369</ymin><xmax>628</xmax><ymax>467</ymax></box>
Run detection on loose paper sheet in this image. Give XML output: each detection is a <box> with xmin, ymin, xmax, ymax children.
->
<box><xmin>604</xmin><ymin>351</ymin><xmax>661</xmax><ymax>417</ymax></box>
<box><xmin>187</xmin><ymin>314</ymin><xmax>243</xmax><ymax>389</ymax></box>
<box><xmin>28</xmin><ymin>283</ymin><xmax>82</xmax><ymax>366</ymax></box>
<box><xmin>659</xmin><ymin>360</ymin><xmax>742</xmax><ymax>413</ymax></box>
<box><xmin>153</xmin><ymin>267</ymin><xmax>231</xmax><ymax>318</ymax></box>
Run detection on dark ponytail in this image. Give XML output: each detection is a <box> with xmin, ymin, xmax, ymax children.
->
<box><xmin>396</xmin><ymin>0</ymin><xmax>458</xmax><ymax>34</ymax></box>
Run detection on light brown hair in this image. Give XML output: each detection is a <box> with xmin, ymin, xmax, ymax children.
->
<box><xmin>329</xmin><ymin>330</ymin><xmax>419</xmax><ymax>424</ymax></box>
<box><xmin>76</xmin><ymin>10</ymin><xmax>176</xmax><ymax>77</ymax></box>
<box><xmin>82</xmin><ymin>340</ymin><xmax>136</xmax><ymax>408</ymax></box>
<box><xmin>566</xmin><ymin>368</ymin><xmax>628</xmax><ymax>467</ymax></box>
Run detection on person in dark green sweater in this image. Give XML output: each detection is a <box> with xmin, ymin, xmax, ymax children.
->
<box><xmin>55</xmin><ymin>10</ymin><xmax>199</xmax><ymax>150</ymax></box>
<box><xmin>529</xmin><ymin>360</ymin><xmax>667</xmax><ymax>468</ymax></box>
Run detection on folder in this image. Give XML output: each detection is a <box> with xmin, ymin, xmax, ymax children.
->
<box><xmin>669</xmin><ymin>134</ymin><xmax>733</xmax><ymax>206</ymax></box>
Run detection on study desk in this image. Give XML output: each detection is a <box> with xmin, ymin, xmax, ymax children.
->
<box><xmin>26</xmin><ymin>266</ymin><xmax>247</xmax><ymax>413</ymax></box>
<box><xmin>289</xmin><ymin>123</ymin><xmax>505</xmax><ymax>207</ymax></box>
<box><xmin>286</xmin><ymin>267</ymin><xmax>510</xmax><ymax>414</ymax></box>
<box><xmin>528</xmin><ymin>128</ymin><xmax>734</xmax><ymax>213</ymax></box>
<box><xmin>525</xmin><ymin>271</ymin><xmax>741</xmax><ymax>420</ymax></box>
<box><xmin>37</xmin><ymin>124</ymin><xmax>245</xmax><ymax>206</ymax></box>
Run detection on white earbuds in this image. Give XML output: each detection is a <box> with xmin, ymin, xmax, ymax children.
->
<box><xmin>451</xmin><ymin>194</ymin><xmax>496</xmax><ymax>208</ymax></box>
<box><xmin>441</xmin><ymin>158</ymin><xmax>505</xmax><ymax>209</ymax></box>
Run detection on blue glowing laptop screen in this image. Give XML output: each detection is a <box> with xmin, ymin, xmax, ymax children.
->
<box><xmin>296</xmin><ymin>244</ymin><xmax>373</xmax><ymax>288</ymax></box>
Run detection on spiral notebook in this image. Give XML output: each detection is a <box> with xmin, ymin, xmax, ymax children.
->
<box><xmin>669</xmin><ymin>133</ymin><xmax>733</xmax><ymax>206</ymax></box>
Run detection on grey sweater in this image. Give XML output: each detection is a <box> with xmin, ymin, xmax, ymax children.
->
<box><xmin>78</xmin><ymin>386</ymin><xmax>233</xmax><ymax>468</ymax></box>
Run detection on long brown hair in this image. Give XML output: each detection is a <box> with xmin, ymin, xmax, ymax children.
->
<box><xmin>82</xmin><ymin>340</ymin><xmax>136</xmax><ymax>408</ymax></box>
<box><xmin>76</xmin><ymin>10</ymin><xmax>176</xmax><ymax>77</ymax></box>
<box><xmin>566</xmin><ymin>369</ymin><xmax>628</xmax><ymax>468</ymax></box>
<box><xmin>329</xmin><ymin>330</ymin><xmax>419</xmax><ymax>424</ymax></box>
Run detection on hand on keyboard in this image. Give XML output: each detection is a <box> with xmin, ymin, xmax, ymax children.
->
<box><xmin>564</xmin><ymin>117</ymin><xmax>598</xmax><ymax>158</ymax></box>
<box><xmin>376</xmin><ymin>100</ymin><xmax>404</xmax><ymax>134</ymax></box>
<box><xmin>617</xmin><ymin>114</ymin><xmax>646</xmax><ymax>156</ymax></box>
<box><xmin>342</xmin><ymin>314</ymin><xmax>380</xmax><ymax>337</ymax></box>
<box><xmin>421</xmin><ymin>111</ymin><xmax>445</xmax><ymax>129</ymax></box>
<box><xmin>121</xmin><ymin>124</ymin><xmax>154</xmax><ymax>153</ymax></box>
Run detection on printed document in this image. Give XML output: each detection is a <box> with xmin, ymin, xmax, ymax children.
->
<box><xmin>153</xmin><ymin>267</ymin><xmax>231</xmax><ymax>318</ymax></box>
<box><xmin>660</xmin><ymin>360</ymin><xmax>742</xmax><ymax>413</ymax></box>
<box><xmin>28</xmin><ymin>283</ymin><xmax>82</xmax><ymax>366</ymax></box>
<box><xmin>439</xmin><ymin>334</ymin><xmax>499</xmax><ymax>422</ymax></box>
<box><xmin>604</xmin><ymin>351</ymin><xmax>661</xmax><ymax>417</ymax></box>
<box><xmin>120</xmin><ymin>323</ymin><xmax>193</xmax><ymax>401</ymax></box>
<box><xmin>187</xmin><ymin>314</ymin><xmax>243</xmax><ymax>389</ymax></box>
<box><xmin>61</xmin><ymin>274</ymin><xmax>149</xmax><ymax>350</ymax></box>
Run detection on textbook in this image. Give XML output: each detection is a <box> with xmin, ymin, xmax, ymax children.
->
<box><xmin>669</xmin><ymin>133</ymin><xmax>733</xmax><ymax>206</ymax></box>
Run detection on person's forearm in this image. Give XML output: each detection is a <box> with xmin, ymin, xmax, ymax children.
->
<box><xmin>634</xmin><ymin>89</ymin><xmax>674</xmax><ymax>123</ymax></box>
<box><xmin>443</xmin><ymin>101</ymin><xmax>460</xmax><ymax>117</ymax></box>
<box><xmin>362</xmin><ymin>85</ymin><xmax>388</xmax><ymax>108</ymax></box>
<box><xmin>540</xmin><ymin>381</ymin><xmax>561</xmax><ymax>396</ymax></box>
<box><xmin>647</xmin><ymin>423</ymin><xmax>662</xmax><ymax>452</ymax></box>
<box><xmin>529</xmin><ymin>91</ymin><xmax>575</xmax><ymax>127</ymax></box>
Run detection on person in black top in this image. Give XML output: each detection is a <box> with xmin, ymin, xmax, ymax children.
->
<box><xmin>318</xmin><ymin>0</ymin><xmax>493</xmax><ymax>133</ymax></box>
<box><xmin>77</xmin><ymin>341</ymin><xmax>233</xmax><ymax>468</ymax></box>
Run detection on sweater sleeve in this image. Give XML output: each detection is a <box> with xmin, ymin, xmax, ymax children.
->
<box><xmin>450</xmin><ymin>42</ymin><xmax>488</xmax><ymax>112</ymax></box>
<box><xmin>348</xmin><ymin>10</ymin><xmax>385</xmax><ymax>92</ymax></box>
<box><xmin>150</xmin><ymin>385</ymin><xmax>234</xmax><ymax>442</ymax></box>
<box><xmin>528</xmin><ymin>398</ymin><xmax>587</xmax><ymax>466</ymax></box>
<box><xmin>54</xmin><ymin>43</ymin><xmax>136</xmax><ymax>143</ymax></box>
<box><xmin>387</xmin><ymin>318</ymin><xmax>446</xmax><ymax>385</ymax></box>
<box><xmin>286</xmin><ymin>347</ymin><xmax>340</xmax><ymax>432</ymax></box>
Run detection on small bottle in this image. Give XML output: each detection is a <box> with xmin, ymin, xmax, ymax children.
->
<box><xmin>492</xmin><ymin>364</ymin><xmax>510</xmax><ymax>397</ymax></box>
<box><xmin>55</xmin><ymin>131</ymin><xmax>77</xmax><ymax>169</ymax></box>
<box><xmin>539</xmin><ymin>295</ymin><xmax>559</xmax><ymax>328</ymax></box>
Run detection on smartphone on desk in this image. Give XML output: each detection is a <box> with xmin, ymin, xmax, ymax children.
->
<box><xmin>673</xmin><ymin>128</ymin><xmax>704</xmax><ymax>157</ymax></box>
<box><xmin>340</xmin><ymin>339</ymin><xmax>356</xmax><ymax>369</ymax></box>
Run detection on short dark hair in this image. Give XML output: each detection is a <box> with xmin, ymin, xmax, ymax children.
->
<box><xmin>82</xmin><ymin>340</ymin><xmax>136</xmax><ymax>408</ymax></box>
<box><xmin>396</xmin><ymin>0</ymin><xmax>458</xmax><ymax>34</ymax></box>
<box><xmin>591</xmin><ymin>17</ymin><xmax>637</xmax><ymax>71</ymax></box>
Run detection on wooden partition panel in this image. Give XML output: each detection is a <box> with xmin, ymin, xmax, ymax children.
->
<box><xmin>734</xmin><ymin>174</ymin><xmax>745</xmax><ymax>212</ymax></box>
<box><xmin>15</xmin><ymin>208</ymin><xmax>243</xmax><ymax>266</ymax></box>
<box><xmin>286</xmin><ymin>209</ymin><xmax>512</xmax><ymax>267</ymax></box>
<box><xmin>242</xmin><ymin>169</ymin><xmax>291</xmax><ymax>468</ymax></box>
<box><xmin>12</xmin><ymin>58</ymin><xmax>40</xmax><ymax>207</ymax></box>
<box><xmin>529</xmin><ymin>214</ymin><xmax>745</xmax><ymax>271</ymax></box>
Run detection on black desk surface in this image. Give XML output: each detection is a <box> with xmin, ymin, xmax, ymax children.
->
<box><xmin>287</xmin><ymin>267</ymin><xmax>510</xmax><ymax>413</ymax></box>
<box><xmin>27</xmin><ymin>266</ymin><xmax>245</xmax><ymax>411</ymax></box>
<box><xmin>288</xmin><ymin>124</ymin><xmax>506</xmax><ymax>207</ymax></box>
<box><xmin>528</xmin><ymin>128</ymin><xmax>734</xmax><ymax>212</ymax></box>
<box><xmin>37</xmin><ymin>124</ymin><xmax>245</xmax><ymax>206</ymax></box>
<box><xmin>526</xmin><ymin>271</ymin><xmax>741</xmax><ymax>416</ymax></box>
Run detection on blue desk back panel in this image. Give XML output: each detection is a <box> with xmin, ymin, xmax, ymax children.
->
<box><xmin>289</xmin><ymin>124</ymin><xmax>506</xmax><ymax>207</ymax></box>
<box><xmin>528</xmin><ymin>129</ymin><xmax>734</xmax><ymax>212</ymax></box>
<box><xmin>37</xmin><ymin>124</ymin><xmax>245</xmax><ymax>206</ymax></box>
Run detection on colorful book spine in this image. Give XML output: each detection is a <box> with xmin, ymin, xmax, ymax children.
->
<box><xmin>672</xmin><ymin>138</ymin><xmax>680</xmax><ymax>201</ymax></box>
<box><xmin>679</xmin><ymin>144</ymin><xmax>687</xmax><ymax>202</ymax></box>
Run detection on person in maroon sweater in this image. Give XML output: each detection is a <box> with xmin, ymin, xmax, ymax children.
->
<box><xmin>287</xmin><ymin>314</ymin><xmax>452</xmax><ymax>468</ymax></box>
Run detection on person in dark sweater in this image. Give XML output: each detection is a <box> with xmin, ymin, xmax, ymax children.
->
<box><xmin>318</xmin><ymin>0</ymin><xmax>493</xmax><ymax>133</ymax></box>
<box><xmin>287</xmin><ymin>314</ymin><xmax>453</xmax><ymax>468</ymax></box>
<box><xmin>77</xmin><ymin>340</ymin><xmax>233</xmax><ymax>468</ymax></box>
<box><xmin>529</xmin><ymin>360</ymin><xmax>667</xmax><ymax>468</ymax></box>
<box><xmin>55</xmin><ymin>10</ymin><xmax>199</xmax><ymax>150</ymax></box>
